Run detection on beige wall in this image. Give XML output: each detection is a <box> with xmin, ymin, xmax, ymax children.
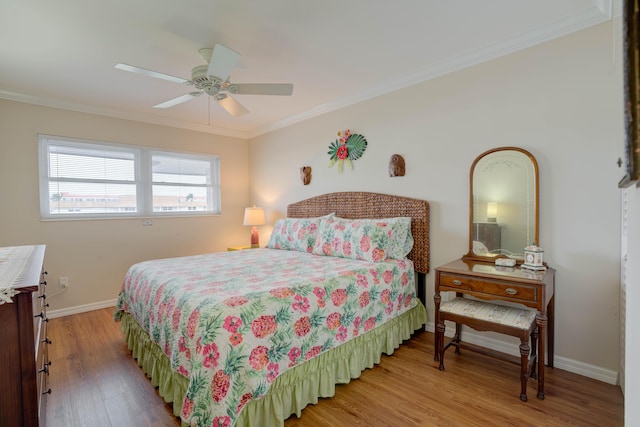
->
<box><xmin>249</xmin><ymin>21</ymin><xmax>624</xmax><ymax>379</ymax></box>
<box><xmin>0</xmin><ymin>100</ymin><xmax>250</xmax><ymax>313</ymax></box>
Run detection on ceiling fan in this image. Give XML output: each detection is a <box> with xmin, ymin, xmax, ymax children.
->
<box><xmin>115</xmin><ymin>44</ymin><xmax>294</xmax><ymax>117</ymax></box>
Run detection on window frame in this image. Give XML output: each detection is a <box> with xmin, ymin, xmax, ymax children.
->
<box><xmin>38</xmin><ymin>135</ymin><xmax>221</xmax><ymax>220</ymax></box>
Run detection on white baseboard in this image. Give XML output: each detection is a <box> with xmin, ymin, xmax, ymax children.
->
<box><xmin>425</xmin><ymin>321</ymin><xmax>619</xmax><ymax>386</ymax></box>
<box><xmin>48</xmin><ymin>298</ymin><xmax>117</xmax><ymax>319</ymax></box>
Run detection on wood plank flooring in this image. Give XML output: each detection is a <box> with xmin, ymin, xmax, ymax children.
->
<box><xmin>46</xmin><ymin>308</ymin><xmax>624</xmax><ymax>426</ymax></box>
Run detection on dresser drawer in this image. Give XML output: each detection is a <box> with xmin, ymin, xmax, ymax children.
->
<box><xmin>439</xmin><ymin>272</ymin><xmax>538</xmax><ymax>303</ymax></box>
<box><xmin>37</xmin><ymin>341</ymin><xmax>51</xmax><ymax>422</ymax></box>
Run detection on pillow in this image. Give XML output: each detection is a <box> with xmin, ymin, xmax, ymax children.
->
<box><xmin>266</xmin><ymin>213</ymin><xmax>335</xmax><ymax>253</ymax></box>
<box><xmin>473</xmin><ymin>240</ymin><xmax>490</xmax><ymax>255</ymax></box>
<box><xmin>312</xmin><ymin>216</ymin><xmax>413</xmax><ymax>262</ymax></box>
<box><xmin>388</xmin><ymin>217</ymin><xmax>414</xmax><ymax>258</ymax></box>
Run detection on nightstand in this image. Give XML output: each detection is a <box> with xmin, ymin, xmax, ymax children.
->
<box><xmin>227</xmin><ymin>245</ymin><xmax>252</xmax><ymax>251</ymax></box>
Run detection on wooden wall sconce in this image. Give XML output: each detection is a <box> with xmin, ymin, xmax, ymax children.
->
<box><xmin>300</xmin><ymin>166</ymin><xmax>312</xmax><ymax>185</ymax></box>
<box><xmin>389</xmin><ymin>154</ymin><xmax>405</xmax><ymax>177</ymax></box>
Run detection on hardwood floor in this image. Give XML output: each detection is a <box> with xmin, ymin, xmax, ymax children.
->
<box><xmin>47</xmin><ymin>308</ymin><xmax>624</xmax><ymax>426</ymax></box>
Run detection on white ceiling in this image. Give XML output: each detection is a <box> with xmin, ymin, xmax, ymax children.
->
<box><xmin>0</xmin><ymin>0</ymin><xmax>615</xmax><ymax>139</ymax></box>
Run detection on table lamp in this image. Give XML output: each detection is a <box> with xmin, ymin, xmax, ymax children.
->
<box><xmin>243</xmin><ymin>206</ymin><xmax>265</xmax><ymax>248</ymax></box>
<box><xmin>486</xmin><ymin>202</ymin><xmax>498</xmax><ymax>222</ymax></box>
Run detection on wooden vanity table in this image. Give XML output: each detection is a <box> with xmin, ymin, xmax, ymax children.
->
<box><xmin>439</xmin><ymin>147</ymin><xmax>555</xmax><ymax>399</ymax></box>
<box><xmin>434</xmin><ymin>258</ymin><xmax>555</xmax><ymax>398</ymax></box>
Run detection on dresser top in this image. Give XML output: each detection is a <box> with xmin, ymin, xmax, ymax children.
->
<box><xmin>436</xmin><ymin>258</ymin><xmax>555</xmax><ymax>283</ymax></box>
<box><xmin>0</xmin><ymin>245</ymin><xmax>46</xmax><ymax>290</ymax></box>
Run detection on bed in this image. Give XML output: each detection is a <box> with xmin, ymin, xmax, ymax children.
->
<box><xmin>114</xmin><ymin>191</ymin><xmax>430</xmax><ymax>427</ymax></box>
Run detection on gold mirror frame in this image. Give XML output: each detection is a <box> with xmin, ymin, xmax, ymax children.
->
<box><xmin>463</xmin><ymin>146</ymin><xmax>539</xmax><ymax>263</ymax></box>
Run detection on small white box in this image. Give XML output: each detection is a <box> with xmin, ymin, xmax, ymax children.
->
<box><xmin>495</xmin><ymin>258</ymin><xmax>516</xmax><ymax>267</ymax></box>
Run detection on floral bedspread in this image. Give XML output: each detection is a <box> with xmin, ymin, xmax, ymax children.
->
<box><xmin>114</xmin><ymin>248</ymin><xmax>416</xmax><ymax>427</ymax></box>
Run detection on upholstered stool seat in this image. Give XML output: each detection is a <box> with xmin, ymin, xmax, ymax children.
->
<box><xmin>436</xmin><ymin>297</ymin><xmax>540</xmax><ymax>401</ymax></box>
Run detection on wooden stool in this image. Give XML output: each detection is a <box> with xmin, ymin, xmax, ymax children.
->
<box><xmin>436</xmin><ymin>297</ymin><xmax>540</xmax><ymax>401</ymax></box>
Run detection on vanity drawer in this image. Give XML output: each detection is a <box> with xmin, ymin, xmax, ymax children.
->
<box><xmin>439</xmin><ymin>273</ymin><xmax>538</xmax><ymax>303</ymax></box>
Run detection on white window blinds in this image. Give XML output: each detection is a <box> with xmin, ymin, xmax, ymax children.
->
<box><xmin>38</xmin><ymin>135</ymin><xmax>220</xmax><ymax>219</ymax></box>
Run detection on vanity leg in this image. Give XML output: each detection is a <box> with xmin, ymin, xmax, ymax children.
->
<box><xmin>547</xmin><ymin>295</ymin><xmax>555</xmax><ymax>368</ymax></box>
<box><xmin>434</xmin><ymin>292</ymin><xmax>441</xmax><ymax>361</ymax></box>
<box><xmin>536</xmin><ymin>313</ymin><xmax>548</xmax><ymax>400</ymax></box>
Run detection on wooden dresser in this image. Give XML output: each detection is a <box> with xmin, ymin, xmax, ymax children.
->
<box><xmin>0</xmin><ymin>245</ymin><xmax>50</xmax><ymax>426</ymax></box>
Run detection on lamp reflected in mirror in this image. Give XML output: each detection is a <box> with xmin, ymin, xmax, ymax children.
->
<box><xmin>486</xmin><ymin>202</ymin><xmax>498</xmax><ymax>222</ymax></box>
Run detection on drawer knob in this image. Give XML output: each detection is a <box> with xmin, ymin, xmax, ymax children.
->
<box><xmin>43</xmin><ymin>388</ymin><xmax>52</xmax><ymax>395</ymax></box>
<box><xmin>506</xmin><ymin>288</ymin><xmax>518</xmax><ymax>295</ymax></box>
<box><xmin>452</xmin><ymin>280</ymin><xmax>463</xmax><ymax>286</ymax></box>
<box><xmin>42</xmin><ymin>337</ymin><xmax>52</xmax><ymax>345</ymax></box>
<box><xmin>34</xmin><ymin>311</ymin><xmax>44</xmax><ymax>319</ymax></box>
<box><xmin>38</xmin><ymin>365</ymin><xmax>49</xmax><ymax>375</ymax></box>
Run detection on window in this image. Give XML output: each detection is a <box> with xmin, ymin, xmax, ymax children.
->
<box><xmin>38</xmin><ymin>135</ymin><xmax>220</xmax><ymax>219</ymax></box>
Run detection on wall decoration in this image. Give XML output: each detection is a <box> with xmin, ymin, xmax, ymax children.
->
<box><xmin>389</xmin><ymin>154</ymin><xmax>405</xmax><ymax>177</ymax></box>
<box><xmin>327</xmin><ymin>129</ymin><xmax>367</xmax><ymax>172</ymax></box>
<box><xmin>300</xmin><ymin>166</ymin><xmax>312</xmax><ymax>185</ymax></box>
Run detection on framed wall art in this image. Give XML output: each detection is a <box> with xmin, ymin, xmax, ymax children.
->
<box><xmin>621</xmin><ymin>0</ymin><xmax>640</xmax><ymax>188</ymax></box>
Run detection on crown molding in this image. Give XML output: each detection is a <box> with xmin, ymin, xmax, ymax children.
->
<box><xmin>1</xmin><ymin>1</ymin><xmax>612</xmax><ymax>141</ymax></box>
<box><xmin>0</xmin><ymin>89</ymin><xmax>249</xmax><ymax>139</ymax></box>
<box><xmin>247</xmin><ymin>0</ymin><xmax>613</xmax><ymax>139</ymax></box>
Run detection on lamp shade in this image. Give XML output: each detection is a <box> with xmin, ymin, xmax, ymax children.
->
<box><xmin>243</xmin><ymin>206</ymin><xmax>265</xmax><ymax>226</ymax></box>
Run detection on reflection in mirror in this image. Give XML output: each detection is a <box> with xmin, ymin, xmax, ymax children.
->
<box><xmin>465</xmin><ymin>147</ymin><xmax>539</xmax><ymax>262</ymax></box>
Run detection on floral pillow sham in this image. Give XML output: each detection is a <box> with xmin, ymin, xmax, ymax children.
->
<box><xmin>266</xmin><ymin>214</ymin><xmax>335</xmax><ymax>253</ymax></box>
<box><xmin>312</xmin><ymin>216</ymin><xmax>413</xmax><ymax>262</ymax></box>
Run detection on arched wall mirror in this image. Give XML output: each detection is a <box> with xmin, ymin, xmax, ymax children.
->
<box><xmin>463</xmin><ymin>147</ymin><xmax>539</xmax><ymax>262</ymax></box>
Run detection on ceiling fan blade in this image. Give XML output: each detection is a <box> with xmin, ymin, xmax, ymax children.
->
<box><xmin>115</xmin><ymin>63</ymin><xmax>189</xmax><ymax>85</ymax></box>
<box><xmin>215</xmin><ymin>93</ymin><xmax>249</xmax><ymax>117</ymax></box>
<box><xmin>227</xmin><ymin>83</ymin><xmax>294</xmax><ymax>96</ymax></box>
<box><xmin>153</xmin><ymin>92</ymin><xmax>202</xmax><ymax>109</ymax></box>
<box><xmin>207</xmin><ymin>44</ymin><xmax>240</xmax><ymax>81</ymax></box>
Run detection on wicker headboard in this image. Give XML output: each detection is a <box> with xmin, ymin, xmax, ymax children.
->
<box><xmin>287</xmin><ymin>192</ymin><xmax>430</xmax><ymax>274</ymax></box>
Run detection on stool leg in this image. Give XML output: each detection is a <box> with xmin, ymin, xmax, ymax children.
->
<box><xmin>519</xmin><ymin>340</ymin><xmax>530</xmax><ymax>402</ymax></box>
<box><xmin>454</xmin><ymin>323</ymin><xmax>462</xmax><ymax>354</ymax></box>
<box><xmin>437</xmin><ymin>320</ymin><xmax>446</xmax><ymax>371</ymax></box>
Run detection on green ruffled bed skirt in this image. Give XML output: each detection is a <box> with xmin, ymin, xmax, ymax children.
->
<box><xmin>120</xmin><ymin>302</ymin><xmax>427</xmax><ymax>427</ymax></box>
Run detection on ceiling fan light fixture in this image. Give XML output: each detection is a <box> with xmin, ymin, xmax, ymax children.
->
<box><xmin>216</xmin><ymin>93</ymin><xmax>249</xmax><ymax>117</ymax></box>
<box><xmin>116</xmin><ymin>43</ymin><xmax>292</xmax><ymax>116</ymax></box>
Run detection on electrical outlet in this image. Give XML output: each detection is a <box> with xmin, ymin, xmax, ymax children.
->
<box><xmin>59</xmin><ymin>276</ymin><xmax>69</xmax><ymax>288</ymax></box>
